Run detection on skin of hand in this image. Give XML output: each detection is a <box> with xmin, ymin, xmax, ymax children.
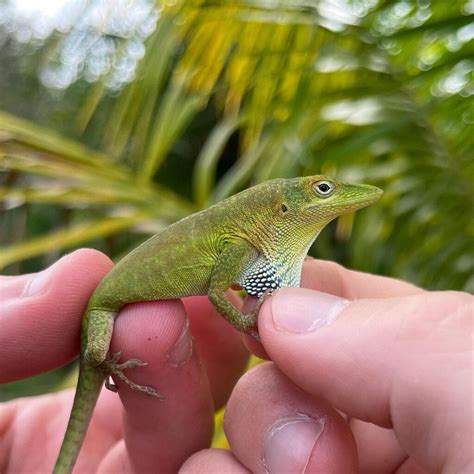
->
<box><xmin>0</xmin><ymin>249</ymin><xmax>249</xmax><ymax>473</ymax></box>
<box><xmin>1</xmin><ymin>250</ymin><xmax>472</xmax><ymax>473</ymax></box>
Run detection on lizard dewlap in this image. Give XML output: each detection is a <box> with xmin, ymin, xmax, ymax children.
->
<box><xmin>53</xmin><ymin>175</ymin><xmax>382</xmax><ymax>473</ymax></box>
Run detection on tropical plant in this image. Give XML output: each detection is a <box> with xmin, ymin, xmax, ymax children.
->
<box><xmin>1</xmin><ymin>0</ymin><xmax>473</xmax><ymax>450</ymax></box>
<box><xmin>1</xmin><ymin>0</ymin><xmax>472</xmax><ymax>289</ymax></box>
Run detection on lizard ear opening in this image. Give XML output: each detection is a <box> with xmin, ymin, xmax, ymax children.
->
<box><xmin>281</xmin><ymin>203</ymin><xmax>289</xmax><ymax>213</ymax></box>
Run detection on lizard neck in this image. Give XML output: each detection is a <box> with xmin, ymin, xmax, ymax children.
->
<box><xmin>259</xmin><ymin>226</ymin><xmax>322</xmax><ymax>287</ymax></box>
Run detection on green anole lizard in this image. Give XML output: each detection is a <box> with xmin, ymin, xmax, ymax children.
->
<box><xmin>53</xmin><ymin>175</ymin><xmax>382</xmax><ymax>473</ymax></box>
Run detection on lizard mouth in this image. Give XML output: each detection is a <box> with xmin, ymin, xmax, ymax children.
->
<box><xmin>341</xmin><ymin>187</ymin><xmax>382</xmax><ymax>208</ymax></box>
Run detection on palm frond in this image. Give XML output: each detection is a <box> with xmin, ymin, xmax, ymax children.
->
<box><xmin>0</xmin><ymin>0</ymin><xmax>472</xmax><ymax>291</ymax></box>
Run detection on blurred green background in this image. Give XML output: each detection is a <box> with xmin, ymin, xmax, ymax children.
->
<box><xmin>0</xmin><ymin>0</ymin><xmax>472</xmax><ymax>428</ymax></box>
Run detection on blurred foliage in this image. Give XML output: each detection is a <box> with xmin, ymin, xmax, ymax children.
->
<box><xmin>0</xmin><ymin>0</ymin><xmax>473</xmax><ymax>404</ymax></box>
<box><xmin>1</xmin><ymin>0</ymin><xmax>472</xmax><ymax>290</ymax></box>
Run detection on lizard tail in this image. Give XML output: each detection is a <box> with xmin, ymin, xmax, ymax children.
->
<box><xmin>53</xmin><ymin>361</ymin><xmax>104</xmax><ymax>474</ymax></box>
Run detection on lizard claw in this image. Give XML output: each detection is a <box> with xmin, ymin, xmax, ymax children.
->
<box><xmin>99</xmin><ymin>352</ymin><xmax>164</xmax><ymax>400</ymax></box>
<box><xmin>250</xmin><ymin>330</ymin><xmax>261</xmax><ymax>342</ymax></box>
<box><xmin>105</xmin><ymin>376</ymin><xmax>118</xmax><ymax>392</ymax></box>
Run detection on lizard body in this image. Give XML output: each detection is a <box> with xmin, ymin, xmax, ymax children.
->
<box><xmin>54</xmin><ymin>176</ymin><xmax>382</xmax><ymax>473</ymax></box>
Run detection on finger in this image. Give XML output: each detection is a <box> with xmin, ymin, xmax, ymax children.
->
<box><xmin>180</xmin><ymin>449</ymin><xmax>250</xmax><ymax>473</ymax></box>
<box><xmin>258</xmin><ymin>287</ymin><xmax>473</xmax><ymax>473</ymax></box>
<box><xmin>0</xmin><ymin>274</ymin><xmax>36</xmax><ymax>298</ymax></box>
<box><xmin>0</xmin><ymin>249</ymin><xmax>113</xmax><ymax>382</ymax></box>
<box><xmin>396</xmin><ymin>457</ymin><xmax>430</xmax><ymax>474</ymax></box>
<box><xmin>225</xmin><ymin>362</ymin><xmax>358</xmax><ymax>473</ymax></box>
<box><xmin>246</xmin><ymin>258</ymin><xmax>423</xmax><ymax>361</ymax></box>
<box><xmin>301</xmin><ymin>259</ymin><xmax>422</xmax><ymax>298</ymax></box>
<box><xmin>349</xmin><ymin>419</ymin><xmax>405</xmax><ymax>473</ymax></box>
<box><xmin>183</xmin><ymin>295</ymin><xmax>249</xmax><ymax>409</ymax></box>
<box><xmin>96</xmin><ymin>440</ymin><xmax>131</xmax><ymax>473</ymax></box>
<box><xmin>1</xmin><ymin>388</ymin><xmax>123</xmax><ymax>473</ymax></box>
<box><xmin>109</xmin><ymin>300</ymin><xmax>214</xmax><ymax>473</ymax></box>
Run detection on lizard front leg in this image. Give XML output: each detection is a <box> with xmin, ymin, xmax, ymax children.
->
<box><xmin>208</xmin><ymin>238</ymin><xmax>264</xmax><ymax>334</ymax></box>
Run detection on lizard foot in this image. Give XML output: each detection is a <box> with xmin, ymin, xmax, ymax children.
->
<box><xmin>245</xmin><ymin>289</ymin><xmax>273</xmax><ymax>340</ymax></box>
<box><xmin>99</xmin><ymin>351</ymin><xmax>165</xmax><ymax>400</ymax></box>
<box><xmin>249</xmin><ymin>330</ymin><xmax>261</xmax><ymax>342</ymax></box>
<box><xmin>249</xmin><ymin>289</ymin><xmax>273</xmax><ymax>318</ymax></box>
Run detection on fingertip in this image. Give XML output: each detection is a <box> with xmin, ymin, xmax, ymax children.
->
<box><xmin>266</xmin><ymin>288</ymin><xmax>348</xmax><ymax>335</ymax></box>
<box><xmin>111</xmin><ymin>300</ymin><xmax>214</xmax><ymax>473</ymax></box>
<box><xmin>256</xmin><ymin>288</ymin><xmax>393</xmax><ymax>425</ymax></box>
<box><xmin>225</xmin><ymin>363</ymin><xmax>357</xmax><ymax>473</ymax></box>
<box><xmin>42</xmin><ymin>249</ymin><xmax>113</xmax><ymax>293</ymax></box>
<box><xmin>111</xmin><ymin>299</ymin><xmax>189</xmax><ymax>388</ymax></box>
<box><xmin>257</xmin><ymin>288</ymin><xmax>342</xmax><ymax>359</ymax></box>
<box><xmin>180</xmin><ymin>449</ymin><xmax>249</xmax><ymax>473</ymax></box>
<box><xmin>65</xmin><ymin>248</ymin><xmax>114</xmax><ymax>276</ymax></box>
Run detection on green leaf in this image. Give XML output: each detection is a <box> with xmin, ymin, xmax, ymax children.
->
<box><xmin>138</xmin><ymin>83</ymin><xmax>205</xmax><ymax>183</ymax></box>
<box><xmin>0</xmin><ymin>213</ymin><xmax>146</xmax><ymax>270</ymax></box>
<box><xmin>193</xmin><ymin>117</ymin><xmax>242</xmax><ymax>207</ymax></box>
<box><xmin>0</xmin><ymin>112</ymin><xmax>113</xmax><ymax>169</ymax></box>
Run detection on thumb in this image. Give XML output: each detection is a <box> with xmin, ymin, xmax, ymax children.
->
<box><xmin>258</xmin><ymin>287</ymin><xmax>472</xmax><ymax>474</ymax></box>
<box><xmin>0</xmin><ymin>249</ymin><xmax>113</xmax><ymax>382</ymax></box>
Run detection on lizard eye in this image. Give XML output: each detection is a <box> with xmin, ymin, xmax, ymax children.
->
<box><xmin>313</xmin><ymin>180</ymin><xmax>334</xmax><ymax>198</ymax></box>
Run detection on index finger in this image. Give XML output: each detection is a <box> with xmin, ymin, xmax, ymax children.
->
<box><xmin>301</xmin><ymin>259</ymin><xmax>422</xmax><ymax>298</ymax></box>
<box><xmin>106</xmin><ymin>300</ymin><xmax>215</xmax><ymax>473</ymax></box>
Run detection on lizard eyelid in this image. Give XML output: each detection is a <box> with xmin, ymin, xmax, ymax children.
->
<box><xmin>313</xmin><ymin>180</ymin><xmax>334</xmax><ymax>197</ymax></box>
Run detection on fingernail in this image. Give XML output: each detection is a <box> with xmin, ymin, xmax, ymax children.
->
<box><xmin>167</xmin><ymin>318</ymin><xmax>193</xmax><ymax>367</ymax></box>
<box><xmin>263</xmin><ymin>414</ymin><xmax>325</xmax><ymax>473</ymax></box>
<box><xmin>22</xmin><ymin>269</ymin><xmax>53</xmax><ymax>297</ymax></box>
<box><xmin>272</xmin><ymin>289</ymin><xmax>348</xmax><ymax>333</ymax></box>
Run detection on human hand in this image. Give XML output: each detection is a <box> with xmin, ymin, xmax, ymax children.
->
<box><xmin>182</xmin><ymin>259</ymin><xmax>473</xmax><ymax>473</ymax></box>
<box><xmin>0</xmin><ymin>249</ymin><xmax>249</xmax><ymax>473</ymax></box>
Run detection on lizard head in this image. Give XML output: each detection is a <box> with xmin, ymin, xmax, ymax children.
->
<box><xmin>280</xmin><ymin>175</ymin><xmax>383</xmax><ymax>225</ymax></box>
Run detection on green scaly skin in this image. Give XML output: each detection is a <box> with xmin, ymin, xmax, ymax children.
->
<box><xmin>53</xmin><ymin>175</ymin><xmax>382</xmax><ymax>473</ymax></box>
